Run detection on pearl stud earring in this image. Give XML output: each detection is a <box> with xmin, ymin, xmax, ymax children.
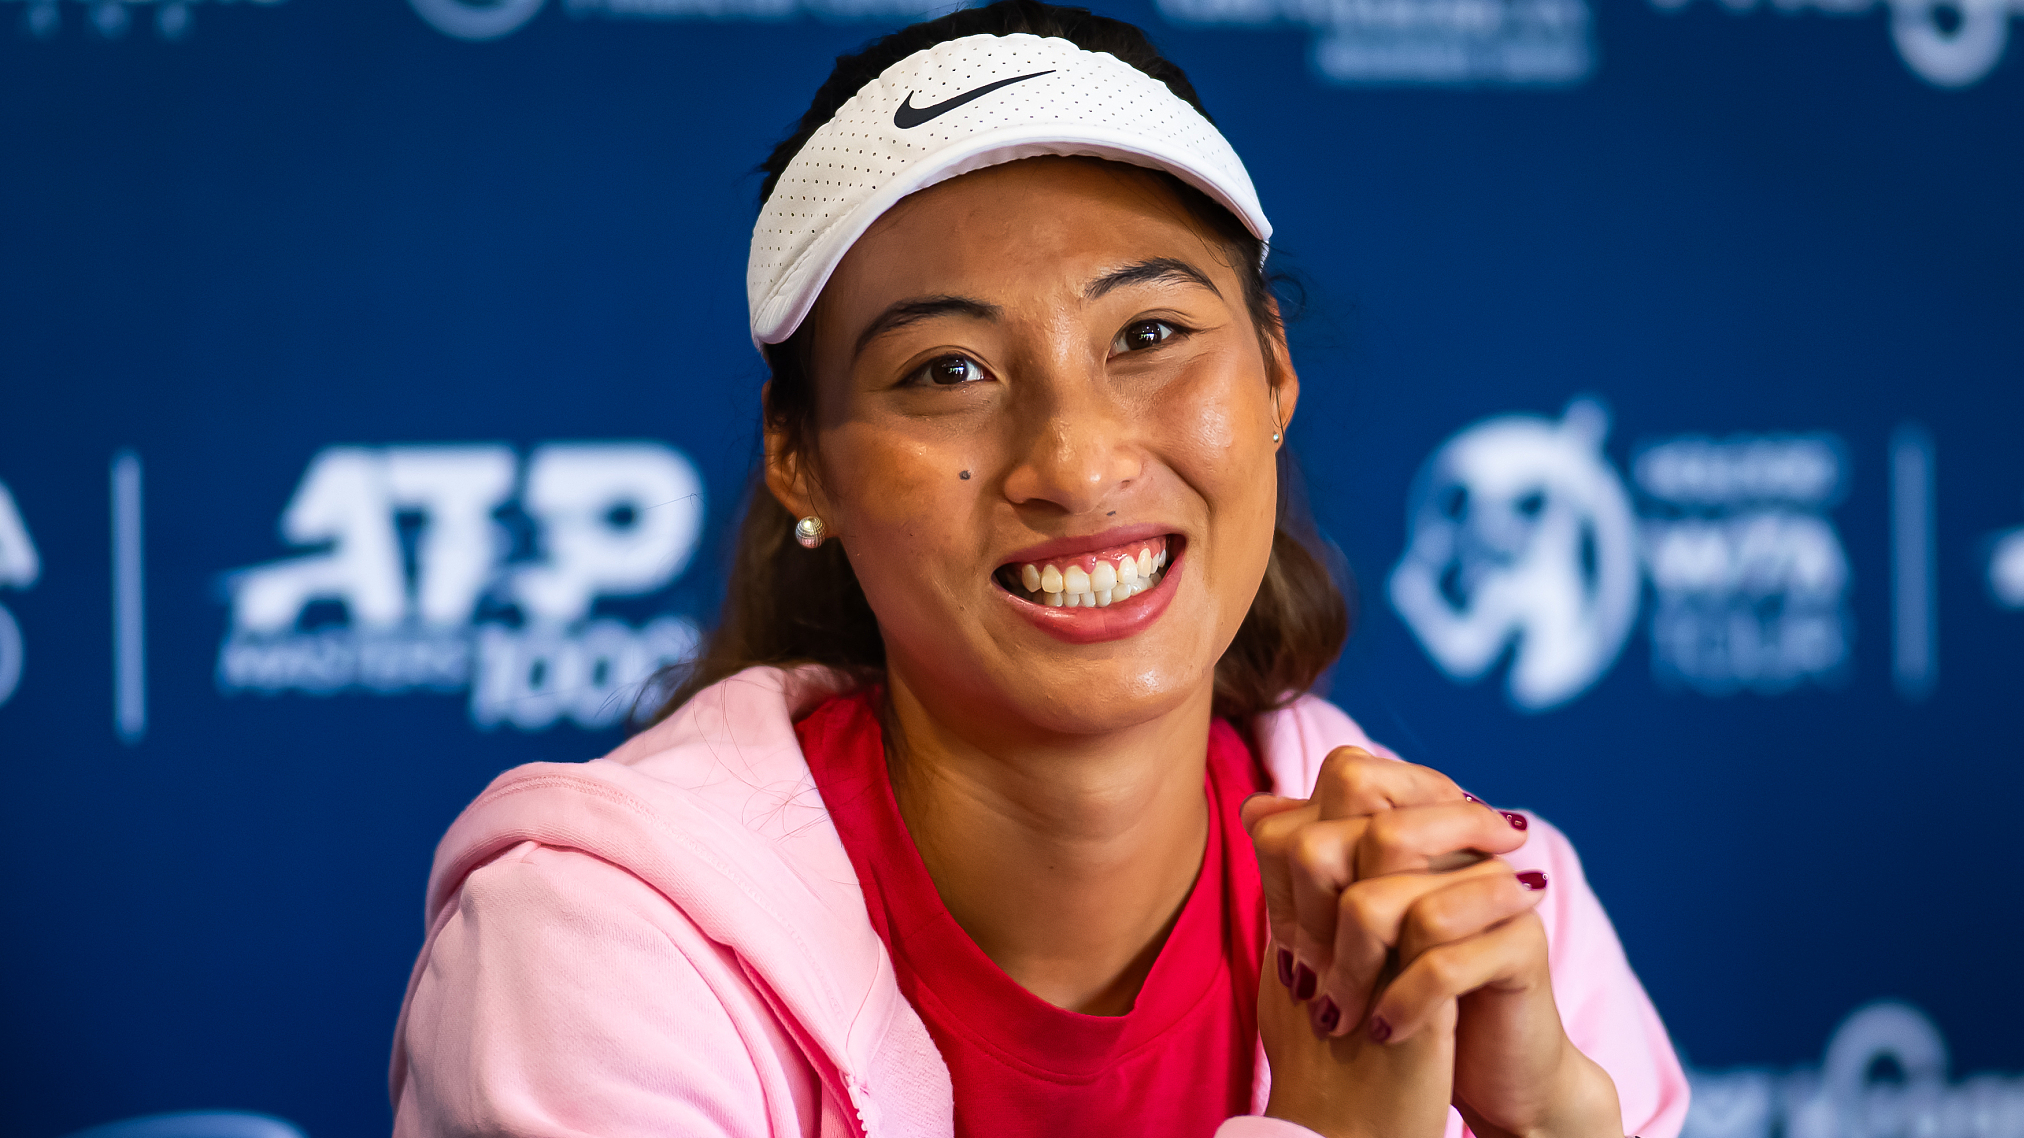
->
<box><xmin>794</xmin><ymin>515</ymin><xmax>826</xmax><ymax>549</ymax></box>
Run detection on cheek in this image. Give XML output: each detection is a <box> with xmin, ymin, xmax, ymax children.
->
<box><xmin>1155</xmin><ymin>360</ymin><xmax>1272</xmax><ymax>518</ymax></box>
<box><xmin>1153</xmin><ymin>360</ymin><xmax>1280</xmax><ymax>635</ymax></box>
<box><xmin>822</xmin><ymin>425</ymin><xmax>983</xmax><ymax>588</ymax></box>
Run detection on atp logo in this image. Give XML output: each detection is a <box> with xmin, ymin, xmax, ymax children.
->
<box><xmin>1388</xmin><ymin>400</ymin><xmax>1640</xmax><ymax>712</ymax></box>
<box><xmin>218</xmin><ymin>442</ymin><xmax>702</xmax><ymax>731</ymax></box>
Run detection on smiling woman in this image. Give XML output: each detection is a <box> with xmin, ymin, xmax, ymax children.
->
<box><xmin>388</xmin><ymin>4</ymin><xmax>1692</xmax><ymax>1138</ymax></box>
<box><xmin>691</xmin><ymin>152</ymin><xmax>1341</xmax><ymax>715</ymax></box>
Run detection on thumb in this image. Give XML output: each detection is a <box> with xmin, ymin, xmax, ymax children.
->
<box><xmin>1241</xmin><ymin>792</ymin><xmax>1312</xmax><ymax>990</ymax></box>
<box><xmin>1241</xmin><ymin>792</ymin><xmax>1306</xmax><ymax>832</ymax></box>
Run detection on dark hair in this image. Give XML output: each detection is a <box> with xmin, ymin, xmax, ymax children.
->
<box><xmin>648</xmin><ymin>0</ymin><xmax>1349</xmax><ymax>725</ymax></box>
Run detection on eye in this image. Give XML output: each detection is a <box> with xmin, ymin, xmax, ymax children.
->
<box><xmin>909</xmin><ymin>354</ymin><xmax>988</xmax><ymax>386</ymax></box>
<box><xmin>1113</xmin><ymin>319</ymin><xmax>1179</xmax><ymax>354</ymax></box>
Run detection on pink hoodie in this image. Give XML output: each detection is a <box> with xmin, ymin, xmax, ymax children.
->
<box><xmin>390</xmin><ymin>666</ymin><xmax>1690</xmax><ymax>1138</ymax></box>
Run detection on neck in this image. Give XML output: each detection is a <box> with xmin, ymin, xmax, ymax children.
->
<box><xmin>881</xmin><ymin>664</ymin><xmax>1213</xmax><ymax>1016</ymax></box>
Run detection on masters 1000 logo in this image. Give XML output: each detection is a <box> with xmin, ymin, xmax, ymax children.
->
<box><xmin>216</xmin><ymin>442</ymin><xmax>702</xmax><ymax>732</ymax></box>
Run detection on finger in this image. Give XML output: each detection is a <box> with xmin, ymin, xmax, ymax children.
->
<box><xmin>1312</xmin><ymin>747</ymin><xmax>1467</xmax><ymax>820</ymax></box>
<box><xmin>1396</xmin><ymin>869</ymin><xmax>1548</xmax><ymax>969</ymax></box>
<box><xmin>1356</xmin><ymin>802</ymin><xmax>1530</xmax><ymax>879</ymax></box>
<box><xmin>1319</xmin><ymin>858</ymin><xmax>1516</xmax><ymax>1033</ymax></box>
<box><xmin>1246</xmin><ymin>799</ymin><xmax>1321</xmax><ymax>982</ymax></box>
<box><xmin>1240</xmin><ymin>793</ymin><xmax>1307</xmax><ymax>832</ymax></box>
<box><xmin>1366</xmin><ymin>915</ymin><xmax>1543</xmax><ymax>1045</ymax></box>
<box><xmin>1284</xmin><ymin>817</ymin><xmax>1371</xmax><ymax>997</ymax></box>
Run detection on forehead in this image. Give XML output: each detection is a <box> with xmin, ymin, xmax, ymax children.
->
<box><xmin>826</xmin><ymin>156</ymin><xmax>1235</xmax><ymax>299</ymax></box>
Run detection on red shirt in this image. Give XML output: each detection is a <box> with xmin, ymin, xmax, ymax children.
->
<box><xmin>796</xmin><ymin>690</ymin><xmax>1270</xmax><ymax>1138</ymax></box>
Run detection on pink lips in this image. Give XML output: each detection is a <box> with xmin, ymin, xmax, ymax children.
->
<box><xmin>995</xmin><ymin>533</ymin><xmax>1185</xmax><ymax>645</ymax></box>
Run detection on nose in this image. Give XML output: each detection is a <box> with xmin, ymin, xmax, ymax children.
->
<box><xmin>1000</xmin><ymin>364</ymin><xmax>1143</xmax><ymax>517</ymax></box>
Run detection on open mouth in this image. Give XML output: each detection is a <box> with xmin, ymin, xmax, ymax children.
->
<box><xmin>993</xmin><ymin>534</ymin><xmax>1175</xmax><ymax>608</ymax></box>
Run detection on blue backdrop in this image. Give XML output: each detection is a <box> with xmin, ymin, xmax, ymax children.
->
<box><xmin>2</xmin><ymin>0</ymin><xmax>2020</xmax><ymax>1134</ymax></box>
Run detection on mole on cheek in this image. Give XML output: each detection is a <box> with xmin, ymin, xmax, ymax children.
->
<box><xmin>959</xmin><ymin>470</ymin><xmax>972</xmax><ymax>480</ymax></box>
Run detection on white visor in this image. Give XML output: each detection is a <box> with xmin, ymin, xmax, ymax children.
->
<box><xmin>746</xmin><ymin>32</ymin><xmax>1272</xmax><ymax>348</ymax></box>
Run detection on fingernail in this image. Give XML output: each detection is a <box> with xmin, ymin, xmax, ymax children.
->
<box><xmin>1367</xmin><ymin>1015</ymin><xmax>1392</xmax><ymax>1043</ymax></box>
<box><xmin>1518</xmin><ymin>870</ymin><xmax>1548</xmax><ymax>891</ymax></box>
<box><xmin>1502</xmin><ymin>811</ymin><xmax>1529</xmax><ymax>831</ymax></box>
<box><xmin>1311</xmin><ymin>995</ymin><xmax>1341</xmax><ymax>1038</ymax></box>
<box><xmin>1292</xmin><ymin>962</ymin><xmax>1317</xmax><ymax>1001</ymax></box>
<box><xmin>1242</xmin><ymin>791</ymin><xmax>1272</xmax><ymax>808</ymax></box>
<box><xmin>1462</xmin><ymin>792</ymin><xmax>1484</xmax><ymax>805</ymax></box>
<box><xmin>1276</xmin><ymin>947</ymin><xmax>1294</xmax><ymax>988</ymax></box>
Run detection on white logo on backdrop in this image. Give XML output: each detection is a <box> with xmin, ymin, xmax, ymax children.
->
<box><xmin>405</xmin><ymin>0</ymin><xmax>957</xmax><ymax>40</ymax></box>
<box><xmin>1684</xmin><ymin>1001</ymin><xmax>2024</xmax><ymax>1138</ymax></box>
<box><xmin>1637</xmin><ymin>434</ymin><xmax>1852</xmax><ymax>695</ymax></box>
<box><xmin>0</xmin><ymin>481</ymin><xmax>40</xmax><ymax>708</ymax></box>
<box><xmin>4</xmin><ymin>0</ymin><xmax>279</xmax><ymax>42</ymax></box>
<box><xmin>1991</xmin><ymin>500</ymin><xmax>2024</xmax><ymax>610</ymax></box>
<box><xmin>1388</xmin><ymin>400</ymin><xmax>1641</xmax><ymax>712</ymax></box>
<box><xmin>1390</xmin><ymin>402</ymin><xmax>1856</xmax><ymax>711</ymax></box>
<box><xmin>217</xmin><ymin>443</ymin><xmax>703</xmax><ymax>731</ymax></box>
<box><xmin>1156</xmin><ymin>0</ymin><xmax>1594</xmax><ymax>85</ymax></box>
<box><xmin>409</xmin><ymin>0</ymin><xmax>546</xmax><ymax>40</ymax></box>
<box><xmin>1649</xmin><ymin>0</ymin><xmax>2023</xmax><ymax>88</ymax></box>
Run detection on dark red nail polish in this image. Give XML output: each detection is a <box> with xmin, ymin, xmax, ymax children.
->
<box><xmin>1292</xmin><ymin>962</ymin><xmax>1317</xmax><ymax>1001</ymax></box>
<box><xmin>1276</xmin><ymin>947</ymin><xmax>1294</xmax><ymax>988</ymax></box>
<box><xmin>1367</xmin><ymin>1015</ymin><xmax>1393</xmax><ymax>1042</ymax></box>
<box><xmin>1502</xmin><ymin>811</ymin><xmax>1529</xmax><ymax>830</ymax></box>
<box><xmin>1311</xmin><ymin>996</ymin><xmax>1341</xmax><ymax>1037</ymax></box>
<box><xmin>1462</xmin><ymin>792</ymin><xmax>1484</xmax><ymax>804</ymax></box>
<box><xmin>1518</xmin><ymin>870</ymin><xmax>1549</xmax><ymax>891</ymax></box>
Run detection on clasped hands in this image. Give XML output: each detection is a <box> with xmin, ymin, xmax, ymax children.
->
<box><xmin>1246</xmin><ymin>747</ymin><xmax>1623</xmax><ymax>1138</ymax></box>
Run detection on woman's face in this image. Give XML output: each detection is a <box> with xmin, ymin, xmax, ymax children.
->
<box><xmin>772</xmin><ymin>157</ymin><xmax>1297</xmax><ymax>740</ymax></box>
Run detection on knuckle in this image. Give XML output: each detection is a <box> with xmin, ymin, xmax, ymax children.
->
<box><xmin>1288</xmin><ymin>827</ymin><xmax>1332</xmax><ymax>874</ymax></box>
<box><xmin>1323</xmin><ymin>745</ymin><xmax>1372</xmax><ymax>769</ymax></box>
<box><xmin>1338</xmin><ymin>885</ymin><xmax>1385</xmax><ymax>934</ymax></box>
<box><xmin>1426</xmin><ymin>890</ymin><xmax>1484</xmax><ymax>943</ymax></box>
<box><xmin>1422</xmin><ymin>946</ymin><xmax>1467</xmax><ymax>992</ymax></box>
<box><xmin>1319</xmin><ymin>748</ymin><xmax>1374</xmax><ymax>786</ymax></box>
<box><xmin>1363</xmin><ymin>812</ymin><xmax>1407</xmax><ymax>853</ymax></box>
<box><xmin>1404</xmin><ymin>897</ymin><xmax>1452</xmax><ymax>944</ymax></box>
<box><xmin>1337</xmin><ymin>761</ymin><xmax>1376</xmax><ymax>794</ymax></box>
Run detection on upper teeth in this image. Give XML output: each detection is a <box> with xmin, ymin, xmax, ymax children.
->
<box><xmin>1014</xmin><ymin>545</ymin><xmax>1166</xmax><ymax>609</ymax></box>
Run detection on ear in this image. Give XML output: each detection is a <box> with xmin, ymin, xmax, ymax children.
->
<box><xmin>1262</xmin><ymin>297</ymin><xmax>1300</xmax><ymax>438</ymax></box>
<box><xmin>762</xmin><ymin>382</ymin><xmax>829</xmax><ymax>528</ymax></box>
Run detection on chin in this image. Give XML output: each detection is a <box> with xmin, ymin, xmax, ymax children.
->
<box><xmin>1003</xmin><ymin>651</ymin><xmax>1216</xmax><ymax>737</ymax></box>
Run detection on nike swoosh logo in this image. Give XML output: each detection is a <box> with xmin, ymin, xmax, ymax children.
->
<box><xmin>892</xmin><ymin>70</ymin><xmax>1056</xmax><ymax>129</ymax></box>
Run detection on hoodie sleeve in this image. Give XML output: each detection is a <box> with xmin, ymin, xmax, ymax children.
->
<box><xmin>1511</xmin><ymin>815</ymin><xmax>1692</xmax><ymax>1138</ymax></box>
<box><xmin>393</xmin><ymin>841</ymin><xmax>826</xmax><ymax>1138</ymax></box>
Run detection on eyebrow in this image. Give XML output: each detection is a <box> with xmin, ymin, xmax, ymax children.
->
<box><xmin>854</xmin><ymin>296</ymin><xmax>1001</xmax><ymax>358</ymax></box>
<box><xmin>1084</xmin><ymin>257</ymin><xmax>1223</xmax><ymax>301</ymax></box>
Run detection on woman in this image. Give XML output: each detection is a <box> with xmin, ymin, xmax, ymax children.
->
<box><xmin>389</xmin><ymin>4</ymin><xmax>1690</xmax><ymax>1136</ymax></box>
